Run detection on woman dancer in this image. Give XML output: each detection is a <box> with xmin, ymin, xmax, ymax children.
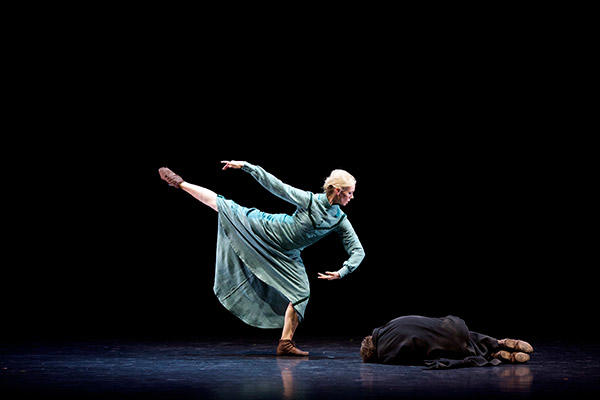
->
<box><xmin>360</xmin><ymin>315</ymin><xmax>534</xmax><ymax>369</ymax></box>
<box><xmin>159</xmin><ymin>161</ymin><xmax>365</xmax><ymax>356</ymax></box>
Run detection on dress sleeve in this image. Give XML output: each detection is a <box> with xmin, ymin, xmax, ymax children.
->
<box><xmin>335</xmin><ymin>218</ymin><xmax>365</xmax><ymax>278</ymax></box>
<box><xmin>242</xmin><ymin>163</ymin><xmax>312</xmax><ymax>209</ymax></box>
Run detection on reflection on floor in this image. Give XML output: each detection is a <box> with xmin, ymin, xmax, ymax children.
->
<box><xmin>1</xmin><ymin>337</ymin><xmax>599</xmax><ymax>399</ymax></box>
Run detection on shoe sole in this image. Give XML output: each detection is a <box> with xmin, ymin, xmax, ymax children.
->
<box><xmin>494</xmin><ymin>350</ymin><xmax>530</xmax><ymax>363</ymax></box>
<box><xmin>501</xmin><ymin>339</ymin><xmax>534</xmax><ymax>353</ymax></box>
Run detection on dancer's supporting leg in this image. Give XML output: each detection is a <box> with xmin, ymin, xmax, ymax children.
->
<box><xmin>277</xmin><ymin>303</ymin><xmax>309</xmax><ymax>356</ymax></box>
<box><xmin>281</xmin><ymin>302</ymin><xmax>299</xmax><ymax>341</ymax></box>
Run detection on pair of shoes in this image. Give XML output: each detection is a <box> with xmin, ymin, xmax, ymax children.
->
<box><xmin>499</xmin><ymin>338</ymin><xmax>534</xmax><ymax>353</ymax></box>
<box><xmin>277</xmin><ymin>339</ymin><xmax>309</xmax><ymax>356</ymax></box>
<box><xmin>492</xmin><ymin>350</ymin><xmax>530</xmax><ymax>363</ymax></box>
<box><xmin>158</xmin><ymin>167</ymin><xmax>184</xmax><ymax>188</ymax></box>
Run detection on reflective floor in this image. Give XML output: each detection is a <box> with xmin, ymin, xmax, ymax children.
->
<box><xmin>1</xmin><ymin>337</ymin><xmax>599</xmax><ymax>399</ymax></box>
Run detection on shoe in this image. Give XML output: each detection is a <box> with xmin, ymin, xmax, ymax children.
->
<box><xmin>276</xmin><ymin>340</ymin><xmax>309</xmax><ymax>356</ymax></box>
<box><xmin>499</xmin><ymin>338</ymin><xmax>534</xmax><ymax>353</ymax></box>
<box><xmin>159</xmin><ymin>167</ymin><xmax>184</xmax><ymax>188</ymax></box>
<box><xmin>492</xmin><ymin>350</ymin><xmax>530</xmax><ymax>363</ymax></box>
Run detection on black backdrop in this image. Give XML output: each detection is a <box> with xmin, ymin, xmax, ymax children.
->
<box><xmin>4</xmin><ymin>27</ymin><xmax>593</xmax><ymax>345</ymax></box>
<box><xmin>6</xmin><ymin>132</ymin><xmax>591</xmax><ymax>344</ymax></box>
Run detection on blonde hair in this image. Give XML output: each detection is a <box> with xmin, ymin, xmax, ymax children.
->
<box><xmin>323</xmin><ymin>169</ymin><xmax>356</xmax><ymax>196</ymax></box>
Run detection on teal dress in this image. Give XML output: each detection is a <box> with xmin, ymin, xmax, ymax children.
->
<box><xmin>214</xmin><ymin>163</ymin><xmax>365</xmax><ymax>328</ymax></box>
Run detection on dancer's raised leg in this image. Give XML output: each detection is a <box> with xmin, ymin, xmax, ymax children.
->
<box><xmin>180</xmin><ymin>182</ymin><xmax>218</xmax><ymax>212</ymax></box>
<box><xmin>277</xmin><ymin>302</ymin><xmax>309</xmax><ymax>356</ymax></box>
<box><xmin>158</xmin><ymin>167</ymin><xmax>218</xmax><ymax>212</ymax></box>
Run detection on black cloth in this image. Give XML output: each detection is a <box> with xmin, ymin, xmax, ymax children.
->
<box><xmin>371</xmin><ymin>315</ymin><xmax>501</xmax><ymax>369</ymax></box>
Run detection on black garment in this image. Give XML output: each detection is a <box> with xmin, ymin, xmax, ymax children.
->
<box><xmin>371</xmin><ymin>315</ymin><xmax>501</xmax><ymax>369</ymax></box>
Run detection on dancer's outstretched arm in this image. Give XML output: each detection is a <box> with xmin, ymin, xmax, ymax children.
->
<box><xmin>335</xmin><ymin>218</ymin><xmax>365</xmax><ymax>278</ymax></box>
<box><xmin>221</xmin><ymin>161</ymin><xmax>312</xmax><ymax>209</ymax></box>
<box><xmin>317</xmin><ymin>218</ymin><xmax>365</xmax><ymax>280</ymax></box>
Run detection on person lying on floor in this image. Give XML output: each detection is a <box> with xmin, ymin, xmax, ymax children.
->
<box><xmin>360</xmin><ymin>315</ymin><xmax>533</xmax><ymax>369</ymax></box>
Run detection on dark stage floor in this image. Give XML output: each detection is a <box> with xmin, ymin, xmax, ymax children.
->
<box><xmin>1</xmin><ymin>337</ymin><xmax>599</xmax><ymax>399</ymax></box>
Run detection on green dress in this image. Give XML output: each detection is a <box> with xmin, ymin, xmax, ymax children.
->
<box><xmin>214</xmin><ymin>163</ymin><xmax>365</xmax><ymax>328</ymax></box>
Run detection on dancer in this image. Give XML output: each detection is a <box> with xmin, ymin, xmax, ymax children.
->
<box><xmin>159</xmin><ymin>161</ymin><xmax>365</xmax><ymax>356</ymax></box>
<box><xmin>360</xmin><ymin>315</ymin><xmax>534</xmax><ymax>369</ymax></box>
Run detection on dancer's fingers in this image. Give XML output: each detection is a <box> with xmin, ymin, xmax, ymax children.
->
<box><xmin>318</xmin><ymin>272</ymin><xmax>337</xmax><ymax>280</ymax></box>
<box><xmin>221</xmin><ymin>160</ymin><xmax>244</xmax><ymax>170</ymax></box>
<box><xmin>325</xmin><ymin>271</ymin><xmax>340</xmax><ymax>280</ymax></box>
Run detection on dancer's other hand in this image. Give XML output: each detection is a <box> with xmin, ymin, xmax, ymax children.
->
<box><xmin>221</xmin><ymin>160</ymin><xmax>245</xmax><ymax>170</ymax></box>
<box><xmin>317</xmin><ymin>271</ymin><xmax>340</xmax><ymax>280</ymax></box>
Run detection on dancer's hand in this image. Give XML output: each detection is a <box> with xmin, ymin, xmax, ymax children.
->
<box><xmin>317</xmin><ymin>271</ymin><xmax>340</xmax><ymax>280</ymax></box>
<box><xmin>221</xmin><ymin>160</ymin><xmax>245</xmax><ymax>170</ymax></box>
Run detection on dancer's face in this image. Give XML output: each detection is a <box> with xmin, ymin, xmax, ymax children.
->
<box><xmin>336</xmin><ymin>185</ymin><xmax>355</xmax><ymax>206</ymax></box>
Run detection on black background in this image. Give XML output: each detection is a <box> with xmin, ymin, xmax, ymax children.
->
<box><xmin>4</xmin><ymin>19</ymin><xmax>594</xmax><ymax>346</ymax></box>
